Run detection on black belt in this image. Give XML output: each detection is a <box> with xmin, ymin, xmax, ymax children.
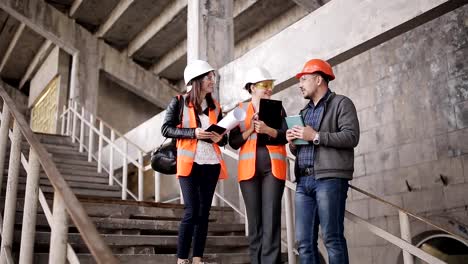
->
<box><xmin>298</xmin><ymin>167</ymin><xmax>315</xmax><ymax>177</ymax></box>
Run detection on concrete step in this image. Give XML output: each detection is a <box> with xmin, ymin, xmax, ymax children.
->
<box><xmin>4</xmin><ymin>168</ymin><xmax>108</xmax><ymax>181</ymax></box>
<box><xmin>12</xmin><ymin>212</ymin><xmax>244</xmax><ymax>235</ymax></box>
<box><xmin>2</xmin><ymin>171</ymin><xmax>109</xmax><ymax>185</ymax></box>
<box><xmin>44</xmin><ymin>146</ymin><xmax>88</xmax><ymax>158</ymax></box>
<box><xmin>49</xmin><ymin>157</ymin><xmax>98</xmax><ymax>167</ymax></box>
<box><xmin>27</xmin><ymin>232</ymin><xmax>249</xmax><ymax>251</ymax></box>
<box><xmin>33</xmin><ymin>253</ymin><xmax>256</xmax><ymax>264</ymax></box>
<box><xmin>4</xmin><ymin>198</ymin><xmax>236</xmax><ymax>224</ymax></box>
<box><xmin>55</xmin><ymin>162</ymin><xmax>100</xmax><ymax>172</ymax></box>
<box><xmin>45</xmin><ymin>167</ymin><xmax>108</xmax><ymax>178</ymax></box>
<box><xmin>35</xmin><ymin>133</ymin><xmax>75</xmax><ymax>146</ymax></box>
<box><xmin>2</xmin><ymin>184</ymin><xmax>121</xmax><ymax>199</ymax></box>
<box><xmin>50</xmin><ymin>152</ymin><xmax>90</xmax><ymax>161</ymax></box>
<box><xmin>15</xmin><ymin>177</ymin><xmax>120</xmax><ymax>192</ymax></box>
<box><xmin>76</xmin><ymin>198</ymin><xmax>236</xmax><ymax>223</ymax></box>
<box><xmin>39</xmin><ymin>174</ymin><xmax>109</xmax><ymax>184</ymax></box>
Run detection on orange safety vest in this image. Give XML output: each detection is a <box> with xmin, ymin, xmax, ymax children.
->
<box><xmin>236</xmin><ymin>102</ymin><xmax>287</xmax><ymax>182</ymax></box>
<box><xmin>176</xmin><ymin>95</ymin><xmax>228</xmax><ymax>179</ymax></box>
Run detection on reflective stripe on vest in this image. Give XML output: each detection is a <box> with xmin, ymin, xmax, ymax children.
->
<box><xmin>177</xmin><ymin>148</ymin><xmax>195</xmax><ymax>159</ymax></box>
<box><xmin>269</xmin><ymin>152</ymin><xmax>287</xmax><ymax>161</ymax></box>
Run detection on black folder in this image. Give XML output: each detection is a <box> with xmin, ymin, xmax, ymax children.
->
<box><xmin>258</xmin><ymin>98</ymin><xmax>283</xmax><ymax>129</ymax></box>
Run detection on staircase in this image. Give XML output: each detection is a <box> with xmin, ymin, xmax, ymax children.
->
<box><xmin>2</xmin><ymin>133</ymin><xmax>255</xmax><ymax>264</ymax></box>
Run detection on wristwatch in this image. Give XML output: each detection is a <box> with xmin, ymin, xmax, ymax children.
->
<box><xmin>313</xmin><ymin>133</ymin><xmax>320</xmax><ymax>145</ymax></box>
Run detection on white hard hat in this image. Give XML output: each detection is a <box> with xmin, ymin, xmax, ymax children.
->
<box><xmin>244</xmin><ymin>67</ymin><xmax>275</xmax><ymax>88</ymax></box>
<box><xmin>184</xmin><ymin>59</ymin><xmax>215</xmax><ymax>86</ymax></box>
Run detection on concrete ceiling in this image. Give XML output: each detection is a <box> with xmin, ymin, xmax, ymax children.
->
<box><xmin>0</xmin><ymin>0</ymin><xmax>328</xmax><ymax>92</ymax></box>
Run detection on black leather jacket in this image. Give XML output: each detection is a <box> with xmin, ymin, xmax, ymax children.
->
<box><xmin>161</xmin><ymin>96</ymin><xmax>228</xmax><ymax>146</ymax></box>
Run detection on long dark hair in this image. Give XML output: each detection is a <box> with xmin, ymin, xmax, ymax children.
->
<box><xmin>186</xmin><ymin>72</ymin><xmax>216</xmax><ymax>114</ymax></box>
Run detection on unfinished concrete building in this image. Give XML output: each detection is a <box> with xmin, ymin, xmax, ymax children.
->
<box><xmin>0</xmin><ymin>0</ymin><xmax>467</xmax><ymax>263</ymax></box>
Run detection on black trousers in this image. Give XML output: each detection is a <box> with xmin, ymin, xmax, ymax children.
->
<box><xmin>240</xmin><ymin>147</ymin><xmax>285</xmax><ymax>264</ymax></box>
<box><xmin>177</xmin><ymin>163</ymin><xmax>220</xmax><ymax>259</ymax></box>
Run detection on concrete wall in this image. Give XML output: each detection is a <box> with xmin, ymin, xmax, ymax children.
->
<box><xmin>29</xmin><ymin>46</ymin><xmax>70</xmax><ymax>133</ymax></box>
<box><xmin>97</xmin><ymin>73</ymin><xmax>161</xmax><ymax>134</ymax></box>
<box><xmin>274</xmin><ymin>5</ymin><xmax>468</xmax><ymax>263</ymax></box>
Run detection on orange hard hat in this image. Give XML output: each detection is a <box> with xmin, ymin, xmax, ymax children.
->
<box><xmin>295</xmin><ymin>59</ymin><xmax>335</xmax><ymax>81</ymax></box>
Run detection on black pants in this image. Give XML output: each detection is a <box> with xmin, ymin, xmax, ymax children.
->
<box><xmin>177</xmin><ymin>163</ymin><xmax>220</xmax><ymax>259</ymax></box>
<box><xmin>240</xmin><ymin>147</ymin><xmax>285</xmax><ymax>264</ymax></box>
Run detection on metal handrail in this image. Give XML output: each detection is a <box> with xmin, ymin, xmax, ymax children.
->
<box><xmin>0</xmin><ymin>82</ymin><xmax>118</xmax><ymax>263</ymax></box>
<box><xmin>285</xmin><ymin>155</ymin><xmax>468</xmax><ymax>245</ymax></box>
<box><xmin>63</xmin><ymin>99</ymin><xmax>146</xmax><ymax>153</ymax></box>
<box><xmin>348</xmin><ymin>184</ymin><xmax>468</xmax><ymax>244</ymax></box>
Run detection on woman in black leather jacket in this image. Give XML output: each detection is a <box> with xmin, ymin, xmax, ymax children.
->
<box><xmin>161</xmin><ymin>60</ymin><xmax>228</xmax><ymax>264</ymax></box>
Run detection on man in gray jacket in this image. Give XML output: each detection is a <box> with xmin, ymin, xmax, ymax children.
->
<box><xmin>286</xmin><ymin>58</ymin><xmax>360</xmax><ymax>264</ymax></box>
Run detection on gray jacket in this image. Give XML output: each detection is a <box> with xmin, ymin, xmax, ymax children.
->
<box><xmin>291</xmin><ymin>92</ymin><xmax>360</xmax><ymax>180</ymax></box>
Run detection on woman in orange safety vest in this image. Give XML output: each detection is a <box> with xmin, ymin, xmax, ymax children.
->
<box><xmin>229</xmin><ymin>67</ymin><xmax>288</xmax><ymax>264</ymax></box>
<box><xmin>161</xmin><ymin>60</ymin><xmax>228</xmax><ymax>264</ymax></box>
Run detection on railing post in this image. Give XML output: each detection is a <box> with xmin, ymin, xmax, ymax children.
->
<box><xmin>97</xmin><ymin>121</ymin><xmax>104</xmax><ymax>173</ymax></box>
<box><xmin>88</xmin><ymin>113</ymin><xmax>94</xmax><ymax>162</ymax></box>
<box><xmin>19</xmin><ymin>149</ymin><xmax>41</xmax><ymax>264</ymax></box>
<box><xmin>179</xmin><ymin>185</ymin><xmax>184</xmax><ymax>204</ymax></box>
<box><xmin>239</xmin><ymin>185</ymin><xmax>248</xmax><ymax>236</ymax></box>
<box><xmin>122</xmin><ymin>141</ymin><xmax>128</xmax><ymax>200</ymax></box>
<box><xmin>66</xmin><ymin>99</ymin><xmax>72</xmax><ymax>136</ymax></box>
<box><xmin>0</xmin><ymin>104</ymin><xmax>11</xmax><ymax>195</ymax></box>
<box><xmin>138</xmin><ymin>151</ymin><xmax>144</xmax><ymax>201</ymax></box>
<box><xmin>71</xmin><ymin>101</ymin><xmax>78</xmax><ymax>143</ymax></box>
<box><xmin>285</xmin><ymin>184</ymin><xmax>296</xmax><ymax>264</ymax></box>
<box><xmin>109</xmin><ymin>130</ymin><xmax>115</xmax><ymax>185</ymax></box>
<box><xmin>0</xmin><ymin>122</ymin><xmax>22</xmax><ymax>260</ymax></box>
<box><xmin>399</xmin><ymin>210</ymin><xmax>415</xmax><ymax>264</ymax></box>
<box><xmin>212</xmin><ymin>185</ymin><xmax>219</xmax><ymax>206</ymax></box>
<box><xmin>49</xmin><ymin>192</ymin><xmax>69</xmax><ymax>264</ymax></box>
<box><xmin>61</xmin><ymin>105</ymin><xmax>66</xmax><ymax>135</ymax></box>
<box><xmin>154</xmin><ymin>171</ymin><xmax>161</xmax><ymax>202</ymax></box>
<box><xmin>79</xmin><ymin>107</ymin><xmax>85</xmax><ymax>152</ymax></box>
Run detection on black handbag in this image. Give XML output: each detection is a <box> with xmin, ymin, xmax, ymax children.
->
<box><xmin>151</xmin><ymin>95</ymin><xmax>183</xmax><ymax>174</ymax></box>
<box><xmin>151</xmin><ymin>138</ymin><xmax>177</xmax><ymax>174</ymax></box>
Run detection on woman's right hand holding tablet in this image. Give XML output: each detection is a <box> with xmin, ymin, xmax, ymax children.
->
<box><xmin>195</xmin><ymin>128</ymin><xmax>213</xmax><ymax>140</ymax></box>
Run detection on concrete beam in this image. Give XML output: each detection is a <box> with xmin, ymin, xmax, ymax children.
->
<box><xmin>234</xmin><ymin>0</ymin><xmax>258</xmax><ymax>17</ymax></box>
<box><xmin>290</xmin><ymin>0</ymin><xmax>328</xmax><ymax>12</ymax></box>
<box><xmin>0</xmin><ymin>23</ymin><xmax>25</xmax><ymax>74</ymax></box>
<box><xmin>99</xmin><ymin>42</ymin><xmax>178</xmax><ymax>108</ymax></box>
<box><xmin>0</xmin><ymin>0</ymin><xmax>179</xmax><ymax>110</ymax></box>
<box><xmin>69</xmin><ymin>0</ymin><xmax>84</xmax><ymax>17</ymax></box>
<box><xmin>127</xmin><ymin>0</ymin><xmax>187</xmax><ymax>57</ymax></box>
<box><xmin>95</xmin><ymin>0</ymin><xmax>134</xmax><ymax>38</ymax></box>
<box><xmin>19</xmin><ymin>40</ymin><xmax>54</xmax><ymax>90</ymax></box>
<box><xmin>218</xmin><ymin>0</ymin><xmax>467</xmax><ymax>107</ymax></box>
<box><xmin>151</xmin><ymin>39</ymin><xmax>186</xmax><ymax>75</ymax></box>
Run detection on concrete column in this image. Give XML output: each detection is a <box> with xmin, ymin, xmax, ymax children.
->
<box><xmin>56</xmin><ymin>48</ymin><xmax>71</xmax><ymax>134</ymax></box>
<box><xmin>187</xmin><ymin>0</ymin><xmax>234</xmax><ymax>99</ymax></box>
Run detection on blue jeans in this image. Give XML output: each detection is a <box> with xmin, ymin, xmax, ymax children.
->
<box><xmin>295</xmin><ymin>176</ymin><xmax>349</xmax><ymax>264</ymax></box>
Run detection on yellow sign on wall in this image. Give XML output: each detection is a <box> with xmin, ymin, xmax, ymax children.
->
<box><xmin>31</xmin><ymin>76</ymin><xmax>59</xmax><ymax>134</ymax></box>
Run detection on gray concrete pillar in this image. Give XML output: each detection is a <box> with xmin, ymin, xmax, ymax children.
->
<box><xmin>187</xmin><ymin>0</ymin><xmax>234</xmax><ymax>99</ymax></box>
